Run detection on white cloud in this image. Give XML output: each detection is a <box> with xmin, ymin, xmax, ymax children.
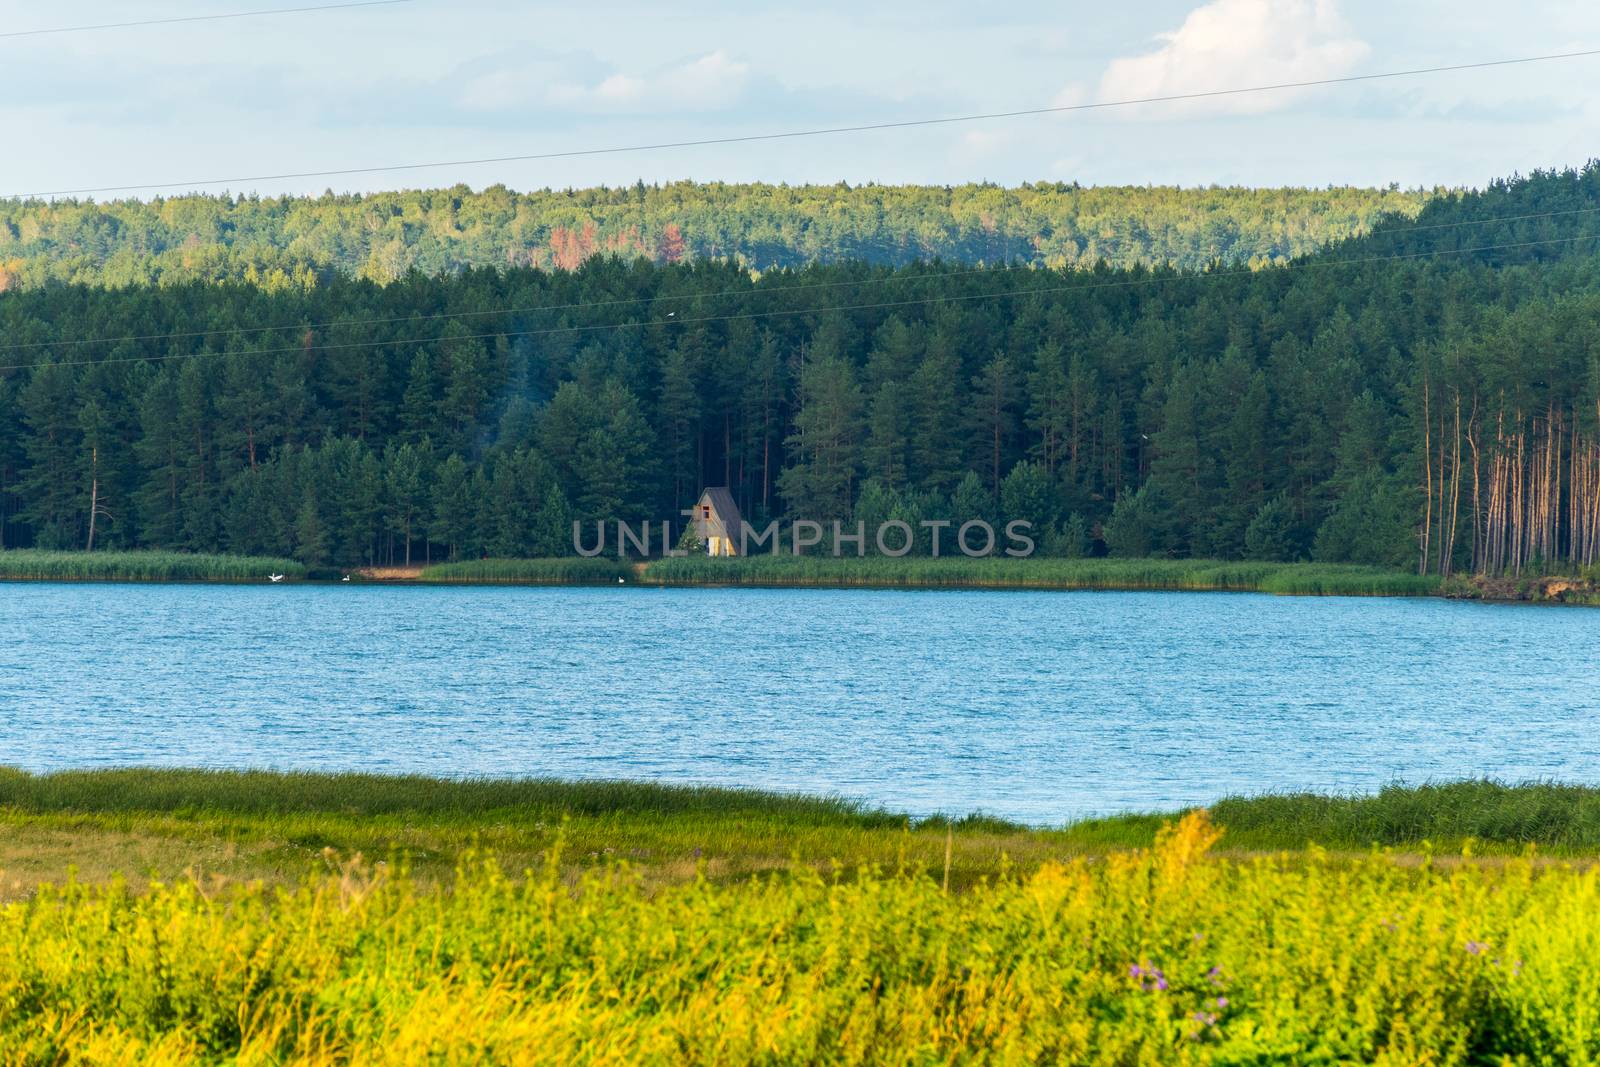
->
<box><xmin>953</xmin><ymin>127</ymin><xmax>1023</xmax><ymax>163</ymax></box>
<box><xmin>1093</xmin><ymin>0</ymin><xmax>1369</xmax><ymax>117</ymax></box>
<box><xmin>456</xmin><ymin>50</ymin><xmax>752</xmax><ymax>116</ymax></box>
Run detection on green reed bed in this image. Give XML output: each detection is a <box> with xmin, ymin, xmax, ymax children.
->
<box><xmin>0</xmin><ymin>767</ymin><xmax>902</xmax><ymax>827</ymax></box>
<box><xmin>644</xmin><ymin>555</ymin><xmax>1439</xmax><ymax>596</ymax></box>
<box><xmin>1210</xmin><ymin>780</ymin><xmax>1600</xmax><ymax>852</ymax></box>
<box><xmin>0</xmin><ymin>549</ymin><xmax>304</xmax><ymax>582</ymax></box>
<box><xmin>5</xmin><ymin>770</ymin><xmax>1599</xmax><ymax>893</ymax></box>
<box><xmin>0</xmin><ymin>768</ymin><xmax>1048</xmax><ymax>896</ymax></box>
<box><xmin>419</xmin><ymin>557</ymin><xmax>634</xmax><ymax>583</ymax></box>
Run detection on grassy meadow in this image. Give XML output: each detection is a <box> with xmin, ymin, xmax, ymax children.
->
<box><xmin>4</xmin><ymin>772</ymin><xmax>1600</xmax><ymax>1062</ymax></box>
<box><xmin>0</xmin><ymin>550</ymin><xmax>305</xmax><ymax>582</ymax></box>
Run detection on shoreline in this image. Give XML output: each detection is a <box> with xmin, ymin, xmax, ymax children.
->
<box><xmin>3</xmin><ymin>550</ymin><xmax>1595</xmax><ymax>603</ymax></box>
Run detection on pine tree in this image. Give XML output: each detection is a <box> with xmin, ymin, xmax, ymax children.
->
<box><xmin>384</xmin><ymin>441</ymin><xmax>430</xmax><ymax>566</ymax></box>
<box><xmin>531</xmin><ymin>480</ymin><xmax>573</xmax><ymax>557</ymax></box>
<box><xmin>1025</xmin><ymin>343</ymin><xmax>1070</xmax><ymax>478</ymax></box>
<box><xmin>909</xmin><ymin>334</ymin><xmax>963</xmax><ymax>494</ymax></box>
<box><xmin>133</xmin><ymin>370</ymin><xmax>185</xmax><ymax>548</ymax></box>
<box><xmin>658</xmin><ymin>346</ymin><xmax>701</xmax><ymax>511</ymax></box>
<box><xmin>778</xmin><ymin>356</ymin><xmax>862</xmax><ymax>520</ymax></box>
<box><xmin>398</xmin><ymin>349</ymin><xmax>440</xmax><ymax>448</ymax></box>
<box><xmin>969</xmin><ymin>355</ymin><xmax>1019</xmax><ymax>496</ymax></box>
<box><xmin>218</xmin><ymin>347</ymin><xmax>274</xmax><ymax>474</ymax></box>
<box><xmin>293</xmin><ymin>488</ymin><xmax>328</xmax><ymax>566</ymax></box>
<box><xmin>176</xmin><ymin>357</ymin><xmax>221</xmax><ymax>551</ymax></box>
<box><xmin>0</xmin><ymin>375</ymin><xmax>20</xmax><ymax>548</ymax></box>
<box><xmin>18</xmin><ymin>362</ymin><xmax>84</xmax><ymax>549</ymax></box>
<box><xmin>431</xmin><ymin>453</ymin><xmax>474</xmax><ymax>561</ymax></box>
<box><xmin>440</xmin><ymin>324</ymin><xmax>491</xmax><ymax>456</ymax></box>
<box><xmin>863</xmin><ymin>378</ymin><xmax>912</xmax><ymax>488</ymax></box>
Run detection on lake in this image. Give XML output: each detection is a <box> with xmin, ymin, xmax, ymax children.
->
<box><xmin>4</xmin><ymin>583</ymin><xmax>1597</xmax><ymax>823</ymax></box>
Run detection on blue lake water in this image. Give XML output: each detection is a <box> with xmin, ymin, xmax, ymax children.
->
<box><xmin>4</xmin><ymin>583</ymin><xmax>1599</xmax><ymax>823</ymax></box>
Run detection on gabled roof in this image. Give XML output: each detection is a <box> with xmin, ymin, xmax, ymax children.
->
<box><xmin>699</xmin><ymin>486</ymin><xmax>744</xmax><ymax>538</ymax></box>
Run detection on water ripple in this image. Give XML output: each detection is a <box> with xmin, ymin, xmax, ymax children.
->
<box><xmin>1</xmin><ymin>584</ymin><xmax>1597</xmax><ymax>821</ymax></box>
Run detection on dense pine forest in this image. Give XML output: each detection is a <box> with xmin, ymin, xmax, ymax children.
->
<box><xmin>1</xmin><ymin>166</ymin><xmax>1598</xmax><ymax>574</ymax></box>
<box><xmin>0</xmin><ymin>181</ymin><xmax>1431</xmax><ymax>290</ymax></box>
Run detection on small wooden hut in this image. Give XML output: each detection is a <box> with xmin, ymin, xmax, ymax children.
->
<box><xmin>693</xmin><ymin>487</ymin><xmax>743</xmax><ymax>557</ymax></box>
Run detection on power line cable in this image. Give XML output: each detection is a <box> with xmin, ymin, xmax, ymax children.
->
<box><xmin>7</xmin><ymin>47</ymin><xmax>1599</xmax><ymax>199</ymax></box>
<box><xmin>3</xmin><ymin>201</ymin><xmax>1595</xmax><ymax>355</ymax></box>
<box><xmin>3</xmin><ymin>231</ymin><xmax>1593</xmax><ymax>373</ymax></box>
<box><xmin>0</xmin><ymin>0</ymin><xmax>410</xmax><ymax>39</ymax></box>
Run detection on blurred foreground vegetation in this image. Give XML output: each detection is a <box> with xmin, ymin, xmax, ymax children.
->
<box><xmin>4</xmin><ymin>774</ymin><xmax>1600</xmax><ymax>1062</ymax></box>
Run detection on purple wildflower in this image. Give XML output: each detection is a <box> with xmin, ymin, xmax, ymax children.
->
<box><xmin>1465</xmin><ymin>940</ymin><xmax>1488</xmax><ymax>956</ymax></box>
<box><xmin>1128</xmin><ymin>962</ymin><xmax>1167</xmax><ymax>992</ymax></box>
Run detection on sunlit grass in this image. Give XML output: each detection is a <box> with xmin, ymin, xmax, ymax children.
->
<box><xmin>5</xmin><ymin>808</ymin><xmax>1599</xmax><ymax>1062</ymax></box>
<box><xmin>0</xmin><ymin>549</ymin><xmax>304</xmax><ymax>582</ymax></box>
<box><xmin>4</xmin><ymin>770</ymin><xmax>1599</xmax><ymax>904</ymax></box>
<box><xmin>0</xmin><ymin>768</ymin><xmax>1061</xmax><ymax>899</ymax></box>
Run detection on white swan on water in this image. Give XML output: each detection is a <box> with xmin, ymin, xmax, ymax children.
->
<box><xmin>268</xmin><ymin>573</ymin><xmax>284</xmax><ymax>583</ymax></box>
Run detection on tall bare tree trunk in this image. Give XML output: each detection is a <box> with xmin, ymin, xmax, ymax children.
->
<box><xmin>1467</xmin><ymin>397</ymin><xmax>1482</xmax><ymax>572</ymax></box>
<box><xmin>86</xmin><ymin>447</ymin><xmax>99</xmax><ymax>553</ymax></box>
<box><xmin>1420</xmin><ymin>377</ymin><xmax>1433</xmax><ymax>575</ymax></box>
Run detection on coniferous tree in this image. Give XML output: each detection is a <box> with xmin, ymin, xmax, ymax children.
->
<box><xmin>431</xmin><ymin>453</ymin><xmax>474</xmax><ymax>561</ymax></box>
<box><xmin>18</xmin><ymin>362</ymin><xmax>84</xmax><ymax>549</ymax></box>
<box><xmin>384</xmin><ymin>441</ymin><xmax>430</xmax><ymax>566</ymax></box>
<box><xmin>778</xmin><ymin>356</ymin><xmax>862</xmax><ymax>521</ymax></box>
<box><xmin>398</xmin><ymin>349</ymin><xmax>439</xmax><ymax>448</ymax></box>
<box><xmin>0</xmin><ymin>375</ymin><xmax>20</xmax><ymax>547</ymax></box>
<box><xmin>970</xmin><ymin>355</ymin><xmax>1019</xmax><ymax>496</ymax></box>
<box><xmin>909</xmin><ymin>334</ymin><xmax>963</xmax><ymax>494</ymax></box>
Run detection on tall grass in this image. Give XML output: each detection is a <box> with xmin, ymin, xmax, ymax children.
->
<box><xmin>5</xmin><ymin>811</ymin><xmax>1600</xmax><ymax>1062</ymax></box>
<box><xmin>0</xmin><ymin>549</ymin><xmax>304</xmax><ymax>582</ymax></box>
<box><xmin>0</xmin><ymin>768</ymin><xmax>1042</xmax><ymax>900</ymax></box>
<box><xmin>0</xmin><ymin>766</ymin><xmax>902</xmax><ymax>827</ymax></box>
<box><xmin>644</xmin><ymin>555</ymin><xmax>1440</xmax><ymax>597</ymax></box>
<box><xmin>1211</xmin><ymin>780</ymin><xmax>1600</xmax><ymax>851</ymax></box>
<box><xmin>420</xmin><ymin>557</ymin><xmax>634</xmax><ymax>583</ymax></box>
<box><xmin>10</xmin><ymin>769</ymin><xmax>1598</xmax><ymax>850</ymax></box>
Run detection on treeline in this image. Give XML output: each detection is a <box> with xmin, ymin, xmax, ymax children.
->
<box><xmin>0</xmin><ymin>181</ymin><xmax>1432</xmax><ymax>291</ymax></box>
<box><xmin>2</xmin><ymin>166</ymin><xmax>1599</xmax><ymax>574</ymax></box>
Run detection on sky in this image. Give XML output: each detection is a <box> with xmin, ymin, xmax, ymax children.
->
<box><xmin>2</xmin><ymin>0</ymin><xmax>1597</xmax><ymax>200</ymax></box>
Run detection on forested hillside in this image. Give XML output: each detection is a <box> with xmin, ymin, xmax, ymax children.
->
<box><xmin>0</xmin><ymin>181</ymin><xmax>1431</xmax><ymax>291</ymax></box>
<box><xmin>1</xmin><ymin>166</ymin><xmax>1597</xmax><ymax>575</ymax></box>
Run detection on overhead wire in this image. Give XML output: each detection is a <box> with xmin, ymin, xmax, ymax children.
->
<box><xmin>0</xmin><ymin>0</ymin><xmax>410</xmax><ymax>39</ymax></box>
<box><xmin>2</xmin><ymin>230</ymin><xmax>1595</xmax><ymax>373</ymax></box>
<box><xmin>2</xmin><ymin>201</ymin><xmax>1596</xmax><ymax>355</ymax></box>
<box><xmin>8</xmin><ymin>47</ymin><xmax>1600</xmax><ymax>199</ymax></box>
